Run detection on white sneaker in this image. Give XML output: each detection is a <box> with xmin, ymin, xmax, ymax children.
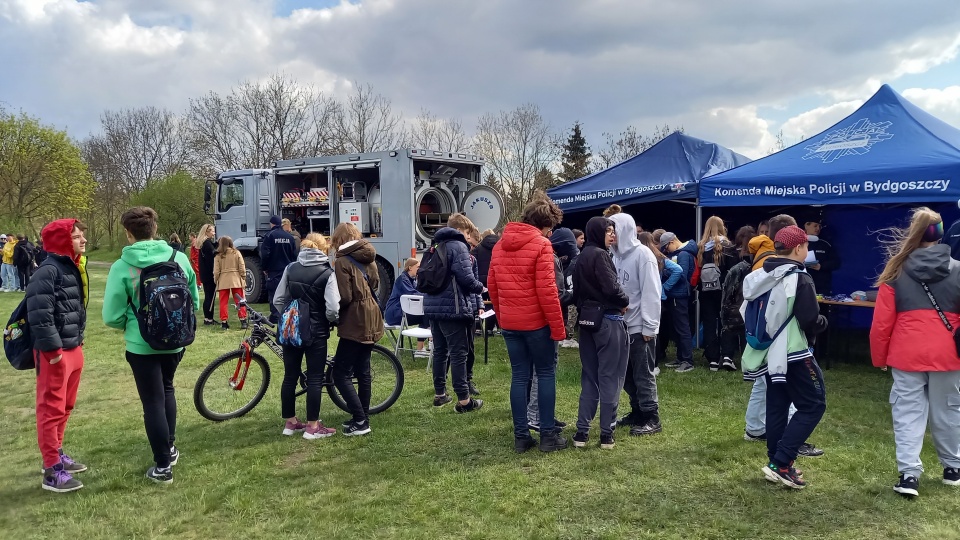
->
<box><xmin>653</xmin><ymin>367</ymin><xmax>660</xmax><ymax>376</ymax></box>
<box><xmin>561</xmin><ymin>339</ymin><xmax>579</xmax><ymax>349</ymax></box>
<box><xmin>414</xmin><ymin>350</ymin><xmax>430</xmax><ymax>358</ymax></box>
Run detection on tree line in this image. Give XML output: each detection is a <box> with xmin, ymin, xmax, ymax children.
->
<box><xmin>0</xmin><ymin>73</ymin><xmax>681</xmax><ymax>245</ymax></box>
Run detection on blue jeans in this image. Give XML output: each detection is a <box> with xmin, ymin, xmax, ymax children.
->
<box><xmin>2</xmin><ymin>263</ymin><xmax>19</xmax><ymax>290</ymax></box>
<box><xmin>503</xmin><ymin>326</ymin><xmax>557</xmax><ymax>439</ymax></box>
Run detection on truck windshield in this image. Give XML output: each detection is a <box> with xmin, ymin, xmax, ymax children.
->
<box><xmin>218</xmin><ymin>179</ymin><xmax>244</xmax><ymax>212</ymax></box>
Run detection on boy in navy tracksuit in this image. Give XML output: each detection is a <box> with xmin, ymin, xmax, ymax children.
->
<box><xmin>659</xmin><ymin>232</ymin><xmax>697</xmax><ymax>372</ymax></box>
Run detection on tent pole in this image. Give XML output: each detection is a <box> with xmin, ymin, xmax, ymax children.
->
<box><xmin>694</xmin><ymin>204</ymin><xmax>702</xmax><ymax>349</ymax></box>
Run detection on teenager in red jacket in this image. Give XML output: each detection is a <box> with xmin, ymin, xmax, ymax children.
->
<box><xmin>871</xmin><ymin>207</ymin><xmax>960</xmax><ymax>498</ymax></box>
<box><xmin>488</xmin><ymin>194</ymin><xmax>567</xmax><ymax>454</ymax></box>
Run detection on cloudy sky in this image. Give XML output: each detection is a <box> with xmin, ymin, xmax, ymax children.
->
<box><xmin>2</xmin><ymin>0</ymin><xmax>959</xmax><ymax>159</ymax></box>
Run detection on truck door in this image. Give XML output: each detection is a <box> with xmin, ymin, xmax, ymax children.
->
<box><xmin>459</xmin><ymin>184</ymin><xmax>505</xmax><ymax>234</ymax></box>
<box><xmin>215</xmin><ymin>175</ymin><xmax>251</xmax><ymax>245</ymax></box>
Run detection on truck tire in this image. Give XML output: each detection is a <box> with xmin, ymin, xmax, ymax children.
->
<box><xmin>244</xmin><ymin>256</ymin><xmax>265</xmax><ymax>303</ymax></box>
<box><xmin>375</xmin><ymin>257</ymin><xmax>394</xmax><ymax>312</ymax></box>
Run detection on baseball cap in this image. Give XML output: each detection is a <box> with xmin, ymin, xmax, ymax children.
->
<box><xmin>659</xmin><ymin>232</ymin><xmax>677</xmax><ymax>250</ymax></box>
<box><xmin>0</xmin><ymin>234</ymin><xmax>6</xmax><ymax>240</ymax></box>
<box><xmin>775</xmin><ymin>225</ymin><xmax>808</xmax><ymax>251</ymax></box>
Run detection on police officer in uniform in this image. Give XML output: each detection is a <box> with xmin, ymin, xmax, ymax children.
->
<box><xmin>260</xmin><ymin>215</ymin><xmax>297</xmax><ymax>323</ymax></box>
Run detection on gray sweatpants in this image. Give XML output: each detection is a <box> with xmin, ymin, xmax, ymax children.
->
<box><xmin>576</xmin><ymin>317</ymin><xmax>629</xmax><ymax>437</ymax></box>
<box><xmin>890</xmin><ymin>368</ymin><xmax>960</xmax><ymax>478</ymax></box>
<box><xmin>527</xmin><ymin>342</ymin><xmax>560</xmax><ymax>425</ymax></box>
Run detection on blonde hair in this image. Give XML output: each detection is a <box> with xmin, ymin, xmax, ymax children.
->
<box><xmin>697</xmin><ymin>216</ymin><xmax>728</xmax><ymax>267</ymax></box>
<box><xmin>329</xmin><ymin>223</ymin><xmax>362</xmax><ymax>255</ymax></box>
<box><xmin>403</xmin><ymin>258</ymin><xmax>419</xmax><ymax>272</ymax></box>
<box><xmin>603</xmin><ymin>204</ymin><xmax>622</xmax><ymax>217</ymax></box>
<box><xmin>481</xmin><ymin>229</ymin><xmax>496</xmax><ymax>238</ymax></box>
<box><xmin>876</xmin><ymin>207</ymin><xmax>942</xmax><ymax>286</ymax></box>
<box><xmin>300</xmin><ymin>232</ymin><xmax>329</xmax><ymax>252</ymax></box>
<box><xmin>216</xmin><ymin>235</ymin><xmax>236</xmax><ymax>258</ymax></box>
<box><xmin>196</xmin><ymin>224</ymin><xmax>214</xmax><ymax>249</ymax></box>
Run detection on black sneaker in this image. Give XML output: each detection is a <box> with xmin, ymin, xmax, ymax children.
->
<box><xmin>894</xmin><ymin>474</ymin><xmax>919</xmax><ymax>497</ymax></box>
<box><xmin>468</xmin><ymin>381</ymin><xmax>481</xmax><ymax>396</ymax></box>
<box><xmin>146</xmin><ymin>466</ymin><xmax>173</xmax><ymax>485</ymax></box>
<box><xmin>709</xmin><ymin>360</ymin><xmax>720</xmax><ymax>372</ymax></box>
<box><xmin>221</xmin><ymin>322</ymin><xmax>230</xmax><ymax>330</ymax></box>
<box><xmin>797</xmin><ymin>442</ymin><xmax>825</xmax><ymax>457</ymax></box>
<box><xmin>515</xmin><ymin>436</ymin><xmax>537</xmax><ymax>454</ymax></box>
<box><xmin>169</xmin><ymin>445</ymin><xmax>179</xmax><ymax>467</ymax></box>
<box><xmin>664</xmin><ymin>360</ymin><xmax>681</xmax><ymax>369</ymax></box>
<box><xmin>433</xmin><ymin>394</ymin><xmax>453</xmax><ymax>407</ymax></box>
<box><xmin>343</xmin><ymin>420</ymin><xmax>372</xmax><ymax>437</ymax></box>
<box><xmin>600</xmin><ymin>434</ymin><xmax>615</xmax><ymax>449</ymax></box>
<box><xmin>573</xmin><ymin>431</ymin><xmax>589</xmax><ymax>448</ymax></box>
<box><xmin>539</xmin><ymin>431</ymin><xmax>568</xmax><ymax>453</ymax></box>
<box><xmin>455</xmin><ymin>398</ymin><xmax>484</xmax><ymax>414</ymax></box>
<box><xmin>554</xmin><ymin>420</ymin><xmax>567</xmax><ymax>429</ymax></box>
<box><xmin>675</xmin><ymin>362</ymin><xmax>694</xmax><ymax>373</ymax></box>
<box><xmin>744</xmin><ymin>431</ymin><xmax>766</xmax><ymax>442</ymax></box>
<box><xmin>617</xmin><ymin>412</ymin><xmax>642</xmax><ymax>427</ymax></box>
<box><xmin>762</xmin><ymin>462</ymin><xmax>805</xmax><ymax>489</ymax></box>
<box><xmin>203</xmin><ymin>319</ymin><xmax>216</xmax><ymax>326</ymax></box>
<box><xmin>722</xmin><ymin>357</ymin><xmax>737</xmax><ymax>371</ymax></box>
<box><xmin>240</xmin><ymin>319</ymin><xmax>249</xmax><ymax>330</ymax></box>
<box><xmin>944</xmin><ymin>468</ymin><xmax>960</xmax><ymax>486</ymax></box>
<box><xmin>630</xmin><ymin>420</ymin><xmax>663</xmax><ymax>436</ymax></box>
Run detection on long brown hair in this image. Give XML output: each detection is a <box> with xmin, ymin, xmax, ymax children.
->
<box><xmin>734</xmin><ymin>225</ymin><xmax>757</xmax><ymax>258</ymax></box>
<box><xmin>216</xmin><ymin>235</ymin><xmax>236</xmax><ymax>258</ymax></box>
<box><xmin>875</xmin><ymin>207</ymin><xmax>942</xmax><ymax>286</ymax></box>
<box><xmin>697</xmin><ymin>215</ymin><xmax>728</xmax><ymax>267</ymax></box>
<box><xmin>639</xmin><ymin>231</ymin><xmax>665</xmax><ymax>271</ymax></box>
<box><xmin>328</xmin><ymin>223</ymin><xmax>362</xmax><ymax>255</ymax></box>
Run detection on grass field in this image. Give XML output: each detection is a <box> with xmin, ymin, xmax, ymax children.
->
<box><xmin>2</xmin><ymin>266</ymin><xmax>960</xmax><ymax>539</ymax></box>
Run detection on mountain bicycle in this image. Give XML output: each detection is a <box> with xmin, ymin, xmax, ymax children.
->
<box><xmin>193</xmin><ymin>304</ymin><xmax>404</xmax><ymax>422</ymax></box>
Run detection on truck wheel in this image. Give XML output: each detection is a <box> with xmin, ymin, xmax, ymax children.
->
<box><xmin>244</xmin><ymin>256</ymin><xmax>265</xmax><ymax>303</ymax></box>
<box><xmin>375</xmin><ymin>257</ymin><xmax>393</xmax><ymax>312</ymax></box>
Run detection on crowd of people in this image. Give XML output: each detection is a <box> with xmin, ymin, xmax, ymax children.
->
<box><xmin>14</xmin><ymin>195</ymin><xmax>960</xmax><ymax>499</ymax></box>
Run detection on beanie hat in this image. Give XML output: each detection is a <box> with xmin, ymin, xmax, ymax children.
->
<box><xmin>270</xmin><ymin>215</ymin><xmax>282</xmax><ymax>226</ymax></box>
<box><xmin>775</xmin><ymin>225</ymin><xmax>808</xmax><ymax>251</ymax></box>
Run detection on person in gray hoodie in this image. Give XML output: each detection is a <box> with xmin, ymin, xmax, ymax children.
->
<box><xmin>609</xmin><ymin>213</ymin><xmax>664</xmax><ymax>436</ymax></box>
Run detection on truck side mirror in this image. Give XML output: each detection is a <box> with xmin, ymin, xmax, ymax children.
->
<box><xmin>203</xmin><ymin>182</ymin><xmax>213</xmax><ymax>214</ymax></box>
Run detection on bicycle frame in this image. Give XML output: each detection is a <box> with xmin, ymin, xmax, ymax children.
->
<box><xmin>232</xmin><ymin>317</ymin><xmax>282</xmax><ymax>391</ymax></box>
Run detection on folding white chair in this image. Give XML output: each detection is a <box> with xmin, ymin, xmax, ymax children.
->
<box><xmin>383</xmin><ymin>322</ymin><xmax>402</xmax><ymax>349</ymax></box>
<box><xmin>398</xmin><ymin>294</ymin><xmax>433</xmax><ymax>370</ymax></box>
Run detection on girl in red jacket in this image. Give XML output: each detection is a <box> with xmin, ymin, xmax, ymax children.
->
<box><xmin>871</xmin><ymin>207</ymin><xmax>960</xmax><ymax>498</ymax></box>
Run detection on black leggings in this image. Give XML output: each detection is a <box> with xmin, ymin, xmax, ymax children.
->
<box><xmin>333</xmin><ymin>339</ymin><xmax>373</xmax><ymax>423</ymax></box>
<box><xmin>201</xmin><ymin>276</ymin><xmax>216</xmax><ymax>320</ymax></box>
<box><xmin>127</xmin><ymin>350</ymin><xmax>182</xmax><ymax>468</ymax></box>
<box><xmin>281</xmin><ymin>339</ymin><xmax>327</xmax><ymax>422</ymax></box>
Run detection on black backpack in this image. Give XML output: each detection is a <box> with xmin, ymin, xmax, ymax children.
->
<box><xmin>4</xmin><ymin>262</ymin><xmax>61</xmax><ymax>370</ymax></box>
<box><xmin>129</xmin><ymin>249</ymin><xmax>196</xmax><ymax>350</ymax></box>
<box><xmin>416</xmin><ymin>241</ymin><xmax>450</xmax><ymax>295</ymax></box>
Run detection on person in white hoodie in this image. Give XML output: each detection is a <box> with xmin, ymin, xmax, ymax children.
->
<box><xmin>609</xmin><ymin>213</ymin><xmax>664</xmax><ymax>436</ymax></box>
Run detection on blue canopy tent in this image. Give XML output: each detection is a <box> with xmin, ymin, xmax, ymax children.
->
<box><xmin>548</xmin><ymin>132</ymin><xmax>750</xmax><ymax>213</ymax></box>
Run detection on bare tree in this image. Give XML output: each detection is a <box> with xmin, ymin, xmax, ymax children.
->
<box><xmin>80</xmin><ymin>134</ymin><xmax>130</xmax><ymax>248</ymax></box>
<box><xmin>409</xmin><ymin>109</ymin><xmax>469</xmax><ymax>152</ymax></box>
<box><xmin>333</xmin><ymin>83</ymin><xmax>405</xmax><ymax>153</ymax></box>
<box><xmin>98</xmin><ymin>106</ymin><xmax>190</xmax><ymax>192</ymax></box>
<box><xmin>595</xmin><ymin>124</ymin><xmax>682</xmax><ymax>169</ymax></box>
<box><xmin>473</xmin><ymin>103</ymin><xmax>558</xmax><ymax>220</ymax></box>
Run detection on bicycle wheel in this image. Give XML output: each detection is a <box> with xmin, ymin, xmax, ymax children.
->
<box><xmin>194</xmin><ymin>349</ymin><xmax>271</xmax><ymax>421</ymax></box>
<box><xmin>326</xmin><ymin>343</ymin><xmax>404</xmax><ymax>415</ymax></box>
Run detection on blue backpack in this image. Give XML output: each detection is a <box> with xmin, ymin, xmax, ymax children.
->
<box><xmin>743</xmin><ymin>272</ymin><xmax>800</xmax><ymax>350</ymax></box>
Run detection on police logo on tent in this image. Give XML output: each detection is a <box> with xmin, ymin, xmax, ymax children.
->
<box><xmin>802</xmin><ymin>118</ymin><xmax>894</xmax><ymax>163</ymax></box>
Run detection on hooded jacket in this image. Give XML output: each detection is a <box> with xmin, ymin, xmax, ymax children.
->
<box><xmin>749</xmin><ymin>235</ymin><xmax>776</xmax><ymax>272</ymax></box>
<box><xmin>273</xmin><ymin>248</ymin><xmax>341</xmax><ymax>339</ymax></box>
<box><xmin>2</xmin><ymin>236</ymin><xmax>17</xmax><ymax>265</ymax></box>
<box><xmin>871</xmin><ymin>244</ymin><xmax>960</xmax><ymax>372</ymax></box>
<box><xmin>102</xmin><ymin>240</ymin><xmax>200</xmax><ymax>355</ymax></box>
<box><xmin>26</xmin><ymin>219</ymin><xmax>88</xmax><ymax>360</ymax></box>
<box><xmin>661</xmin><ymin>258</ymin><xmax>683</xmax><ymax>300</ymax></box>
<box><xmin>664</xmin><ymin>240</ymin><xmax>698</xmax><ymax>298</ymax></box>
<box><xmin>739</xmin><ymin>258</ymin><xmax>827</xmax><ymax>382</ymax></box>
<box><xmin>334</xmin><ymin>240</ymin><xmax>384</xmax><ymax>343</ymax></box>
<box><xmin>721</xmin><ymin>254</ymin><xmax>752</xmax><ymax>329</ymax></box>
<box><xmin>13</xmin><ymin>239</ymin><xmax>36</xmax><ymax>268</ymax></box>
<box><xmin>472</xmin><ymin>234</ymin><xmax>499</xmax><ymax>286</ymax></box>
<box><xmin>423</xmin><ymin>227</ymin><xmax>485</xmax><ymax>322</ymax></box>
<box><xmin>572</xmin><ymin>217</ymin><xmax>628</xmax><ymax>314</ymax></box>
<box><xmin>487</xmin><ymin>221</ymin><xmax>565</xmax><ymax>339</ymax></box>
<box><xmin>609</xmin><ymin>214</ymin><xmax>661</xmax><ymax>336</ymax></box>
<box><xmin>383</xmin><ymin>270</ymin><xmax>419</xmax><ymax>326</ymax></box>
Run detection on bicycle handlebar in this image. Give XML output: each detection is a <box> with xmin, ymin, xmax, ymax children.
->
<box><xmin>238</xmin><ymin>301</ymin><xmax>273</xmax><ymax>326</ymax></box>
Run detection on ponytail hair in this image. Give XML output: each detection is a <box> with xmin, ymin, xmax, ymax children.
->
<box><xmin>875</xmin><ymin>207</ymin><xmax>943</xmax><ymax>286</ymax></box>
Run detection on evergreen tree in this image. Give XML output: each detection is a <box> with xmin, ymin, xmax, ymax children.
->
<box><xmin>558</xmin><ymin>121</ymin><xmax>592</xmax><ymax>182</ymax></box>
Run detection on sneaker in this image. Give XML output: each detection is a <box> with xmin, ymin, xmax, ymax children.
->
<box><xmin>221</xmin><ymin>322</ymin><xmax>230</xmax><ymax>330</ymax></box>
<box><xmin>675</xmin><ymin>362</ymin><xmax>694</xmax><ymax>373</ymax></box>
<box><xmin>528</xmin><ymin>422</ymin><xmax>540</xmax><ymax>433</ymax></box>
<box><xmin>433</xmin><ymin>394</ymin><xmax>453</xmax><ymax>407</ymax></box>
<box><xmin>797</xmin><ymin>442</ymin><xmax>825</xmax><ymax>457</ymax></box>
<box><xmin>240</xmin><ymin>319</ymin><xmax>249</xmax><ymax>330</ymax></box>
<box><xmin>169</xmin><ymin>445</ymin><xmax>179</xmax><ymax>467</ymax></box>
<box><xmin>600</xmin><ymin>434</ymin><xmax>615</xmax><ymax>449</ymax></box>
<box><xmin>203</xmin><ymin>319</ymin><xmax>216</xmax><ymax>326</ymax></box>
<box><xmin>146</xmin><ymin>466</ymin><xmax>173</xmax><ymax>484</ymax></box>
<box><xmin>560</xmin><ymin>339</ymin><xmax>579</xmax><ymax>348</ymax></box>
<box><xmin>42</xmin><ymin>464</ymin><xmax>83</xmax><ymax>493</ymax></box>
<box><xmin>894</xmin><ymin>474</ymin><xmax>919</xmax><ymax>497</ymax></box>
<box><xmin>343</xmin><ymin>420</ymin><xmax>372</xmax><ymax>437</ymax></box>
<box><xmin>617</xmin><ymin>412</ymin><xmax>642</xmax><ymax>427</ymax></box>
<box><xmin>573</xmin><ymin>431</ymin><xmax>589</xmax><ymax>448</ymax></box>
<box><xmin>664</xmin><ymin>360</ymin><xmax>681</xmax><ymax>368</ymax></box>
<box><xmin>762</xmin><ymin>462</ymin><xmax>805</xmax><ymax>489</ymax></box>
<box><xmin>539</xmin><ymin>431</ymin><xmax>568</xmax><ymax>453</ymax></box>
<box><xmin>282</xmin><ymin>418</ymin><xmax>307</xmax><ymax>435</ymax></box>
<box><xmin>515</xmin><ymin>436</ymin><xmax>537</xmax><ymax>454</ymax></box>
<box><xmin>944</xmin><ymin>468</ymin><xmax>960</xmax><ymax>486</ymax></box>
<box><xmin>468</xmin><ymin>381</ymin><xmax>481</xmax><ymax>396</ymax></box>
<box><xmin>709</xmin><ymin>360</ymin><xmax>720</xmax><ymax>372</ymax></box>
<box><xmin>58</xmin><ymin>450</ymin><xmax>87</xmax><ymax>473</ymax></box>
<box><xmin>722</xmin><ymin>357</ymin><xmax>737</xmax><ymax>371</ymax></box>
<box><xmin>744</xmin><ymin>431</ymin><xmax>767</xmax><ymax>442</ymax></box>
<box><xmin>303</xmin><ymin>422</ymin><xmax>336</xmax><ymax>439</ymax></box>
<box><xmin>414</xmin><ymin>350</ymin><xmax>430</xmax><ymax>358</ymax></box>
<box><xmin>630</xmin><ymin>420</ymin><xmax>663</xmax><ymax>436</ymax></box>
<box><xmin>554</xmin><ymin>420</ymin><xmax>567</xmax><ymax>429</ymax></box>
<box><xmin>653</xmin><ymin>367</ymin><xmax>660</xmax><ymax>376</ymax></box>
<box><xmin>455</xmin><ymin>398</ymin><xmax>484</xmax><ymax>414</ymax></box>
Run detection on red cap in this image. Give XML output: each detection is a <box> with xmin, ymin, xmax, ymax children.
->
<box><xmin>774</xmin><ymin>225</ymin><xmax>807</xmax><ymax>251</ymax></box>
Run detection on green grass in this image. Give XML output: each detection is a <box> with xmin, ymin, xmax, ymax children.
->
<box><xmin>2</xmin><ymin>267</ymin><xmax>960</xmax><ymax>539</ymax></box>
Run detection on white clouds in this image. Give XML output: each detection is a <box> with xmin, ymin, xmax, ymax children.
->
<box><xmin>902</xmin><ymin>86</ymin><xmax>960</xmax><ymax>128</ymax></box>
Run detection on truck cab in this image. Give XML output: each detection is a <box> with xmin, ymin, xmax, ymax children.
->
<box><xmin>205</xmin><ymin>149</ymin><xmax>504</xmax><ymax>306</ymax></box>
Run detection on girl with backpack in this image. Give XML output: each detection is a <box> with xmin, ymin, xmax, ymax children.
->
<box><xmin>213</xmin><ymin>236</ymin><xmax>248</xmax><ymax>330</ymax></box>
<box><xmin>272</xmin><ymin>233</ymin><xmax>341</xmax><ymax>439</ymax></box>
<box><xmin>329</xmin><ymin>223</ymin><xmax>384</xmax><ymax>436</ymax></box>
<box><xmin>871</xmin><ymin>207</ymin><xmax>960</xmax><ymax>498</ymax></box>
<box><xmin>697</xmin><ymin>216</ymin><xmax>739</xmax><ymax>372</ymax></box>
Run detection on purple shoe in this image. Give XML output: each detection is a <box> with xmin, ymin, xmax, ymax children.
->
<box><xmin>42</xmin><ymin>464</ymin><xmax>83</xmax><ymax>493</ymax></box>
<box><xmin>59</xmin><ymin>449</ymin><xmax>87</xmax><ymax>473</ymax></box>
<box><xmin>282</xmin><ymin>419</ymin><xmax>307</xmax><ymax>436</ymax></box>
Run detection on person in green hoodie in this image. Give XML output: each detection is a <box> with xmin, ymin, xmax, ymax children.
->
<box><xmin>102</xmin><ymin>207</ymin><xmax>200</xmax><ymax>485</ymax></box>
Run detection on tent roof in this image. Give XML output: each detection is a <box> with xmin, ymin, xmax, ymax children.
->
<box><xmin>547</xmin><ymin>132</ymin><xmax>750</xmax><ymax>212</ymax></box>
<box><xmin>699</xmin><ymin>84</ymin><xmax>960</xmax><ymax>207</ymax></box>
